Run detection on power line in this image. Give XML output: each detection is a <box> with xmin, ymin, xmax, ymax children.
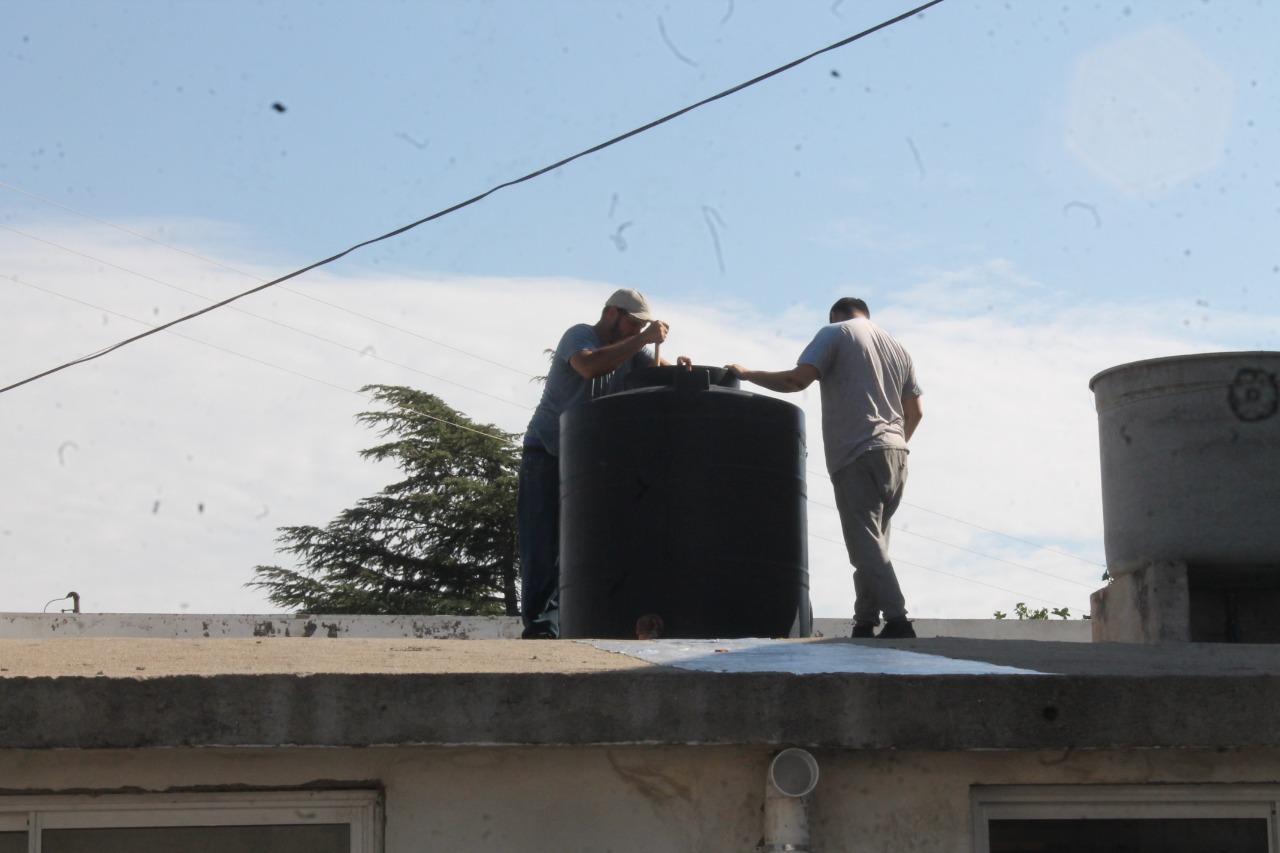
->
<box><xmin>5</xmin><ymin>274</ymin><xmax>516</xmax><ymax>445</ymax></box>
<box><xmin>0</xmin><ymin>0</ymin><xmax>945</xmax><ymax>396</ymax></box>
<box><xmin>12</xmin><ymin>271</ymin><xmax>1083</xmax><ymax>609</ymax></box>
<box><xmin>808</xmin><ymin>466</ymin><xmax>1100</xmax><ymax>563</ymax></box>
<box><xmin>7</xmin><ymin>242</ymin><xmax>1100</xmax><ymax>599</ymax></box>
<box><xmin>894</xmin><ymin>558</ymin><xmax>1074</xmax><ymax>611</ymax></box>
<box><xmin>0</xmin><ymin>180</ymin><xmax>536</xmax><ymax>379</ymax></box>
<box><xmin>899</xmin><ymin>499</ymin><xmax>1105</xmax><ymax>567</ymax></box>
<box><xmin>6</xmin><ymin>214</ymin><xmax>1105</xmax><ymax>592</ymax></box>
<box><xmin>808</xmin><ymin>527</ymin><xmax>1070</xmax><ymax>607</ymax></box>
<box><xmin>2</xmin><ymin>0</ymin><xmax>1081</xmax><ymax>603</ymax></box>
<box><xmin>0</xmin><ymin>223</ymin><xmax>535</xmax><ymax>411</ymax></box>
<box><xmin>806</xmin><ymin>495</ymin><xmax>1096</xmax><ymax>589</ymax></box>
<box><xmin>0</xmin><ymin>188</ymin><xmax>1109</xmax><ymax>578</ymax></box>
<box><xmin>898</xmin><ymin>526</ymin><xmax>1096</xmax><ymax>588</ymax></box>
<box><xmin>9</xmin><ymin>274</ymin><xmax>361</xmax><ymax>397</ymax></box>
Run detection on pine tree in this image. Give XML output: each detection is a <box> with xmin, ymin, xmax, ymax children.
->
<box><xmin>250</xmin><ymin>385</ymin><xmax>520</xmax><ymax>615</ymax></box>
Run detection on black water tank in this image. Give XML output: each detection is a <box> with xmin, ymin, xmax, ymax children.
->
<box><xmin>559</xmin><ymin>365</ymin><xmax>810</xmax><ymax>639</ymax></box>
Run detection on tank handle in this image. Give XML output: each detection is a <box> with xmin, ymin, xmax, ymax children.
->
<box><xmin>675</xmin><ymin>368</ymin><xmax>712</xmax><ymax>393</ymax></box>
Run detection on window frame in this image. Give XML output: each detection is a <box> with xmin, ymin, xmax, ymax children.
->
<box><xmin>0</xmin><ymin>790</ymin><xmax>381</xmax><ymax>853</ymax></box>
<box><xmin>972</xmin><ymin>784</ymin><xmax>1279</xmax><ymax>852</ymax></box>
<box><xmin>0</xmin><ymin>812</ymin><xmax>28</xmax><ymax>853</ymax></box>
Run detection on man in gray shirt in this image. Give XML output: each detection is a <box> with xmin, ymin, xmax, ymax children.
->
<box><xmin>519</xmin><ymin>288</ymin><xmax>682</xmax><ymax>639</ymax></box>
<box><xmin>727</xmin><ymin>297</ymin><xmax>924</xmax><ymax>639</ymax></box>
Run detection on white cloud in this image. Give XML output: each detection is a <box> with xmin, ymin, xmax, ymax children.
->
<box><xmin>1</xmin><ymin>225</ymin><xmax>1272</xmax><ymax>620</ymax></box>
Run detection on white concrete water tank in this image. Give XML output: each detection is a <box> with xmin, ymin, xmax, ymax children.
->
<box><xmin>1090</xmin><ymin>352</ymin><xmax>1280</xmax><ymax>574</ymax></box>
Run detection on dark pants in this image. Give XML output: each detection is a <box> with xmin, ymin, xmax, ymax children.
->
<box><xmin>517</xmin><ymin>445</ymin><xmax>560</xmax><ymax>636</ymax></box>
<box><xmin>832</xmin><ymin>447</ymin><xmax>910</xmax><ymax>626</ymax></box>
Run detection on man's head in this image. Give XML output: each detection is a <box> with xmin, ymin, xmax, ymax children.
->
<box><xmin>829</xmin><ymin>297</ymin><xmax>870</xmax><ymax>324</ymax></box>
<box><xmin>600</xmin><ymin>288</ymin><xmax>654</xmax><ymax>342</ymax></box>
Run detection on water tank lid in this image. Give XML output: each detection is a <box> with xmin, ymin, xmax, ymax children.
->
<box><xmin>1088</xmin><ymin>351</ymin><xmax>1280</xmax><ymax>391</ymax></box>
<box><xmin>624</xmin><ymin>365</ymin><xmax>740</xmax><ymax>391</ymax></box>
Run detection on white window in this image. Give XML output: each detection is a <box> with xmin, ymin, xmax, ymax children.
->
<box><xmin>972</xmin><ymin>784</ymin><xmax>1278</xmax><ymax>853</ymax></box>
<box><xmin>0</xmin><ymin>790</ymin><xmax>381</xmax><ymax>853</ymax></box>
<box><xmin>0</xmin><ymin>811</ymin><xmax>26</xmax><ymax>853</ymax></box>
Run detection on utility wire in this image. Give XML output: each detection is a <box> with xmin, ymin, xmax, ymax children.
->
<box><xmin>10</xmin><ymin>274</ymin><xmax>361</xmax><ymax>396</ymax></box>
<box><xmin>4</xmin><ymin>214</ymin><xmax>1101</xmax><ymax>588</ymax></box>
<box><xmin>806</xmin><ymin>494</ymin><xmax>1096</xmax><ymax>589</ymax></box>
<box><xmin>6</xmin><ymin>274</ymin><xmax>515</xmax><ymax>444</ymax></box>
<box><xmin>0</xmin><ymin>0</ymin><xmax>945</xmax><ymax>396</ymax></box>
<box><xmin>4</xmin><ymin>232</ymin><xmax>1099</xmax><ymax>597</ymax></box>
<box><xmin>806</xmin><ymin>465</ymin><xmax>1103</xmax><ymax>568</ymax></box>
<box><xmin>1</xmin><ymin>0</ymin><xmax>1086</xmax><ymax>592</ymax></box>
<box><xmin>894</xmin><ymin>558</ymin><xmax>1072</xmax><ymax>611</ymax></box>
<box><xmin>0</xmin><ymin>180</ymin><xmax>535</xmax><ymax>379</ymax></box>
<box><xmin>0</xmin><ymin>223</ymin><xmax>534</xmax><ymax>411</ymax></box>
<box><xmin>13</xmin><ymin>272</ymin><xmax>1082</xmax><ymax>609</ymax></box>
<box><xmin>0</xmin><ymin>185</ymin><xmax>1104</xmax><ymax>577</ymax></box>
<box><xmin>899</xmin><ymin>500</ymin><xmax>1106</xmax><ymax>567</ymax></box>
<box><xmin>808</xmin><ymin>527</ymin><xmax>1070</xmax><ymax>607</ymax></box>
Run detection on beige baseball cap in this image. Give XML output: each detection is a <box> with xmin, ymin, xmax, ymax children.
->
<box><xmin>605</xmin><ymin>288</ymin><xmax>654</xmax><ymax>322</ymax></box>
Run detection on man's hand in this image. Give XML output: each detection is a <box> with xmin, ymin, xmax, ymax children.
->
<box><xmin>641</xmin><ymin>320</ymin><xmax>669</xmax><ymax>345</ymax></box>
<box><xmin>676</xmin><ymin>355</ymin><xmax>693</xmax><ymax>370</ymax></box>
<box><xmin>903</xmin><ymin>393</ymin><xmax>923</xmax><ymax>441</ymax></box>
<box><xmin>724</xmin><ymin>363</ymin><xmax>818</xmax><ymax>393</ymax></box>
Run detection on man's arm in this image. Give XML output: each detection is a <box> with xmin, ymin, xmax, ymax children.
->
<box><xmin>903</xmin><ymin>393</ymin><xmax>923</xmax><ymax>441</ymax></box>
<box><xmin>570</xmin><ymin>322</ymin><xmax>668</xmax><ymax>379</ymax></box>
<box><xmin>725</xmin><ymin>363</ymin><xmax>820</xmax><ymax>393</ymax></box>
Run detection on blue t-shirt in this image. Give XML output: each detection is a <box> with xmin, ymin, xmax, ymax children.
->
<box><xmin>523</xmin><ymin>323</ymin><xmax>655</xmax><ymax>455</ymax></box>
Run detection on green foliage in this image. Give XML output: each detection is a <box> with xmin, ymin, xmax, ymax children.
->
<box><xmin>1015</xmin><ymin>602</ymin><xmax>1048</xmax><ymax>620</ymax></box>
<box><xmin>988</xmin><ymin>604</ymin><xmax>1080</xmax><ymax>617</ymax></box>
<box><xmin>249</xmin><ymin>385</ymin><xmax>520</xmax><ymax>615</ymax></box>
<box><xmin>992</xmin><ymin>602</ymin><xmax>1075</xmax><ymax>620</ymax></box>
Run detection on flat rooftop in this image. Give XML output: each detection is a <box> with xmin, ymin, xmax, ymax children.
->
<box><xmin>3</xmin><ymin>637</ymin><xmax>1279</xmax><ymax>752</ymax></box>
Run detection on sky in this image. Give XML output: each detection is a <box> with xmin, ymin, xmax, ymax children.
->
<box><xmin>2</xmin><ymin>0</ymin><xmax>1278</xmax><ymax>619</ymax></box>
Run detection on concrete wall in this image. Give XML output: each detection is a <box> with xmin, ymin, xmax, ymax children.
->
<box><xmin>1</xmin><ymin>745</ymin><xmax>1276</xmax><ymax>852</ymax></box>
<box><xmin>0</xmin><ymin>613</ymin><xmax>1091</xmax><ymax>642</ymax></box>
<box><xmin>812</xmin><ymin>617</ymin><xmax>1091</xmax><ymax>642</ymax></box>
<box><xmin>1091</xmin><ymin>561</ymin><xmax>1191</xmax><ymax>643</ymax></box>
<box><xmin>0</xmin><ymin>612</ymin><xmax>523</xmax><ymax>640</ymax></box>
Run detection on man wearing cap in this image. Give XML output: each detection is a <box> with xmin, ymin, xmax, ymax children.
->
<box><xmin>518</xmin><ymin>288</ymin><xmax>680</xmax><ymax>639</ymax></box>
<box><xmin>726</xmin><ymin>297</ymin><xmax>923</xmax><ymax>640</ymax></box>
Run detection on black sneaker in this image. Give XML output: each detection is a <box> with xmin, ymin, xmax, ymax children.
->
<box><xmin>876</xmin><ymin>619</ymin><xmax>916</xmax><ymax>639</ymax></box>
<box><xmin>851</xmin><ymin>622</ymin><xmax>876</xmax><ymax>638</ymax></box>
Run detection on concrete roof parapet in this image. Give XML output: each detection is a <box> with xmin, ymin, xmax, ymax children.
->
<box><xmin>0</xmin><ymin>637</ymin><xmax>1276</xmax><ymax>752</ymax></box>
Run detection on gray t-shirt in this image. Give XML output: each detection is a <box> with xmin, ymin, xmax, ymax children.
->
<box><xmin>523</xmin><ymin>323</ymin><xmax>655</xmax><ymax>455</ymax></box>
<box><xmin>797</xmin><ymin>318</ymin><xmax>922</xmax><ymax>476</ymax></box>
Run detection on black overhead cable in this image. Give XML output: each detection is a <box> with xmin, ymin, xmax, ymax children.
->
<box><xmin>807</xmin><ymin>493</ymin><xmax>1098</xmax><ymax>588</ymax></box>
<box><xmin>808</xmin><ymin>532</ymin><xmax>1071</xmax><ymax>609</ymax></box>
<box><xmin>0</xmin><ymin>187</ymin><xmax>1107</xmax><ymax>575</ymax></box>
<box><xmin>897</xmin><ymin>499</ymin><xmax>1106</xmax><ymax>567</ymax></box>
<box><xmin>0</xmin><ymin>223</ymin><xmax>534</xmax><ymax>412</ymax></box>
<box><xmin>7</xmin><ymin>273</ymin><xmax>517</xmax><ymax>443</ymax></box>
<box><xmin>4</xmin><ymin>214</ymin><xmax>1106</xmax><ymax>582</ymax></box>
<box><xmin>3</xmin><ymin>215</ymin><xmax>1103</xmax><ymax>583</ymax></box>
<box><xmin>13</xmin><ymin>271</ymin><xmax>1085</xmax><ymax>609</ymax></box>
<box><xmin>0</xmin><ymin>0</ymin><xmax>945</xmax><ymax>396</ymax></box>
<box><xmin>805</xmin><ymin>465</ymin><xmax>1104</xmax><ymax>569</ymax></box>
<box><xmin>0</xmin><ymin>178</ymin><xmax>535</xmax><ymax>379</ymax></box>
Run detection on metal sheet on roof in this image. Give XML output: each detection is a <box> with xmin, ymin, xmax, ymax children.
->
<box><xmin>584</xmin><ymin>638</ymin><xmax>1047</xmax><ymax>675</ymax></box>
